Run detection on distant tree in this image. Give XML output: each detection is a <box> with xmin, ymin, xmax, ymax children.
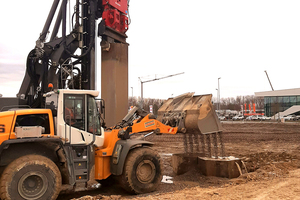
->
<box><xmin>128</xmin><ymin>96</ymin><xmax>138</xmax><ymax>107</ymax></box>
<box><xmin>153</xmin><ymin>104</ymin><xmax>159</xmax><ymax>116</ymax></box>
<box><xmin>216</xmin><ymin>95</ymin><xmax>264</xmax><ymax>111</ymax></box>
<box><xmin>129</xmin><ymin>95</ymin><xmax>265</xmax><ymax>115</ymax></box>
<box><xmin>0</xmin><ymin>94</ymin><xmax>2</xmax><ymax>98</ymax></box>
<box><xmin>128</xmin><ymin>97</ymin><xmax>165</xmax><ymax>116</ymax></box>
<box><xmin>236</xmin><ymin>96</ymin><xmax>242</xmax><ymax>107</ymax></box>
<box><xmin>254</xmin><ymin>97</ymin><xmax>264</xmax><ymax>109</ymax></box>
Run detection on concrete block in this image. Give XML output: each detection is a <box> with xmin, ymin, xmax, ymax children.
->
<box><xmin>171</xmin><ymin>153</ymin><xmax>204</xmax><ymax>175</ymax></box>
<box><xmin>198</xmin><ymin>157</ymin><xmax>242</xmax><ymax>179</ymax></box>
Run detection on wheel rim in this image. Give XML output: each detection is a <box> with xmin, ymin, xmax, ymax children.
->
<box><xmin>136</xmin><ymin>160</ymin><xmax>156</xmax><ymax>184</ymax></box>
<box><xmin>18</xmin><ymin>171</ymin><xmax>48</xmax><ymax>200</ymax></box>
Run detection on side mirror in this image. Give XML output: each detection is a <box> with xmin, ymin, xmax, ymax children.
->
<box><xmin>96</xmin><ymin>99</ymin><xmax>105</xmax><ymax>119</ymax></box>
<box><xmin>99</xmin><ymin>101</ymin><xmax>104</xmax><ymax>114</ymax></box>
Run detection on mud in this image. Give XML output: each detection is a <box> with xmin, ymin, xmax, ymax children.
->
<box><xmin>59</xmin><ymin>122</ymin><xmax>300</xmax><ymax>200</ymax></box>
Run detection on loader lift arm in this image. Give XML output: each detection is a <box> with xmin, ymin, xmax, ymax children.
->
<box><xmin>109</xmin><ymin>106</ymin><xmax>178</xmax><ymax>138</ymax></box>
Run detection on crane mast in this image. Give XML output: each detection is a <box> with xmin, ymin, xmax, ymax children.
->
<box><xmin>14</xmin><ymin>0</ymin><xmax>128</xmax><ymax>124</ymax></box>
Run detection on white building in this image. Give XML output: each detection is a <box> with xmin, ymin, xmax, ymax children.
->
<box><xmin>255</xmin><ymin>88</ymin><xmax>300</xmax><ymax>117</ymax></box>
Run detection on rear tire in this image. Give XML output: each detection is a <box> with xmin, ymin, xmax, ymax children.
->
<box><xmin>0</xmin><ymin>155</ymin><xmax>61</xmax><ymax>200</ymax></box>
<box><xmin>120</xmin><ymin>147</ymin><xmax>162</xmax><ymax>194</ymax></box>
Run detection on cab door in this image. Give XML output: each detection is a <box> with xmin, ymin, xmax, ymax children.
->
<box><xmin>63</xmin><ymin>94</ymin><xmax>103</xmax><ymax>146</ymax></box>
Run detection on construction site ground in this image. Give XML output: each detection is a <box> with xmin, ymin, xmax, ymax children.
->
<box><xmin>59</xmin><ymin>122</ymin><xmax>300</xmax><ymax>200</ymax></box>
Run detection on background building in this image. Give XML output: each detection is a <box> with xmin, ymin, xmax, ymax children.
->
<box><xmin>255</xmin><ymin>88</ymin><xmax>300</xmax><ymax>117</ymax></box>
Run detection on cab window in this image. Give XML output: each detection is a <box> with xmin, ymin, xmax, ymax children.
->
<box><xmin>15</xmin><ymin>114</ymin><xmax>50</xmax><ymax>134</ymax></box>
<box><xmin>64</xmin><ymin>94</ymin><xmax>85</xmax><ymax>131</ymax></box>
<box><xmin>87</xmin><ymin>95</ymin><xmax>101</xmax><ymax>135</ymax></box>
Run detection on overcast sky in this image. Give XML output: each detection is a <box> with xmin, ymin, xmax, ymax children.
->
<box><xmin>1</xmin><ymin>0</ymin><xmax>300</xmax><ymax>99</ymax></box>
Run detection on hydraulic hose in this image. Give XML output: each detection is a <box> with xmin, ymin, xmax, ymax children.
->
<box><xmin>62</xmin><ymin>0</ymin><xmax>96</xmax><ymax>59</ymax></box>
<box><xmin>26</xmin><ymin>49</ymin><xmax>40</xmax><ymax>90</ymax></box>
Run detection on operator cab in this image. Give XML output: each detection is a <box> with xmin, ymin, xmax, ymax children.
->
<box><xmin>46</xmin><ymin>89</ymin><xmax>104</xmax><ymax>147</ymax></box>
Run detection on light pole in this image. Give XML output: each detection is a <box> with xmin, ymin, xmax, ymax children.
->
<box><xmin>218</xmin><ymin>77</ymin><xmax>221</xmax><ymax>110</ymax></box>
<box><xmin>216</xmin><ymin>88</ymin><xmax>218</xmax><ymax>110</ymax></box>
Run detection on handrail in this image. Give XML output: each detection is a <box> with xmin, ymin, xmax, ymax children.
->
<box><xmin>64</xmin><ymin>115</ymin><xmax>72</xmax><ymax>144</ymax></box>
<box><xmin>1</xmin><ymin>105</ymin><xmax>31</xmax><ymax>112</ymax></box>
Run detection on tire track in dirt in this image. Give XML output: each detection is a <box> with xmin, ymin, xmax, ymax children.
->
<box><xmin>63</xmin><ymin>122</ymin><xmax>300</xmax><ymax>200</ymax></box>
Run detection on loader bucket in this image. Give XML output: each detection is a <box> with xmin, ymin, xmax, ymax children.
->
<box><xmin>157</xmin><ymin>92</ymin><xmax>222</xmax><ymax>134</ymax></box>
<box><xmin>157</xmin><ymin>93</ymin><xmax>241</xmax><ymax>179</ymax></box>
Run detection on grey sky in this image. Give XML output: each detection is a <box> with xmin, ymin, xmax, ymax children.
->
<box><xmin>1</xmin><ymin>0</ymin><xmax>300</xmax><ymax>99</ymax></box>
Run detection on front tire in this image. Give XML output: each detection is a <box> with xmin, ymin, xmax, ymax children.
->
<box><xmin>120</xmin><ymin>147</ymin><xmax>162</xmax><ymax>194</ymax></box>
<box><xmin>0</xmin><ymin>155</ymin><xmax>61</xmax><ymax>200</ymax></box>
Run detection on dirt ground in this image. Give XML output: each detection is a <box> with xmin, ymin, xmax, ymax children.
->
<box><xmin>59</xmin><ymin>122</ymin><xmax>300</xmax><ymax>200</ymax></box>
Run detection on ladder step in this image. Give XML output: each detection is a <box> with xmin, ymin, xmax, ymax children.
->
<box><xmin>75</xmin><ymin>174</ymin><xmax>88</xmax><ymax>182</ymax></box>
<box><xmin>74</xmin><ymin>161</ymin><xmax>87</xmax><ymax>169</ymax></box>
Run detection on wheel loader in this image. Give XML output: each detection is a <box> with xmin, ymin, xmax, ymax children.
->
<box><xmin>0</xmin><ymin>0</ymin><xmax>224</xmax><ymax>199</ymax></box>
<box><xmin>0</xmin><ymin>89</ymin><xmax>222</xmax><ymax>200</ymax></box>
<box><xmin>0</xmin><ymin>88</ymin><xmax>169</xmax><ymax>199</ymax></box>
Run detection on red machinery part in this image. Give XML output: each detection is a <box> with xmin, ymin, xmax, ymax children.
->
<box><xmin>102</xmin><ymin>0</ymin><xmax>128</xmax><ymax>34</ymax></box>
<box><xmin>120</xmin><ymin>14</ymin><xmax>128</xmax><ymax>33</ymax></box>
<box><xmin>102</xmin><ymin>5</ymin><xmax>121</xmax><ymax>32</ymax></box>
<box><xmin>102</xmin><ymin>0</ymin><xmax>128</xmax><ymax>14</ymax></box>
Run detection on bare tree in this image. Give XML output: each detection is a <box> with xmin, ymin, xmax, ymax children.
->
<box><xmin>128</xmin><ymin>97</ymin><xmax>165</xmax><ymax>116</ymax></box>
<box><xmin>129</xmin><ymin>94</ymin><xmax>265</xmax><ymax>115</ymax></box>
<box><xmin>254</xmin><ymin>97</ymin><xmax>264</xmax><ymax>109</ymax></box>
<box><xmin>217</xmin><ymin>95</ymin><xmax>264</xmax><ymax>111</ymax></box>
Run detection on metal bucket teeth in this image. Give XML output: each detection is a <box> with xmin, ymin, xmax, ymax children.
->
<box><xmin>157</xmin><ymin>93</ymin><xmax>222</xmax><ymax>134</ymax></box>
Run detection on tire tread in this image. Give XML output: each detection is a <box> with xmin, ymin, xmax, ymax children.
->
<box><xmin>0</xmin><ymin>155</ymin><xmax>61</xmax><ymax>200</ymax></box>
<box><xmin>120</xmin><ymin>147</ymin><xmax>162</xmax><ymax>194</ymax></box>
